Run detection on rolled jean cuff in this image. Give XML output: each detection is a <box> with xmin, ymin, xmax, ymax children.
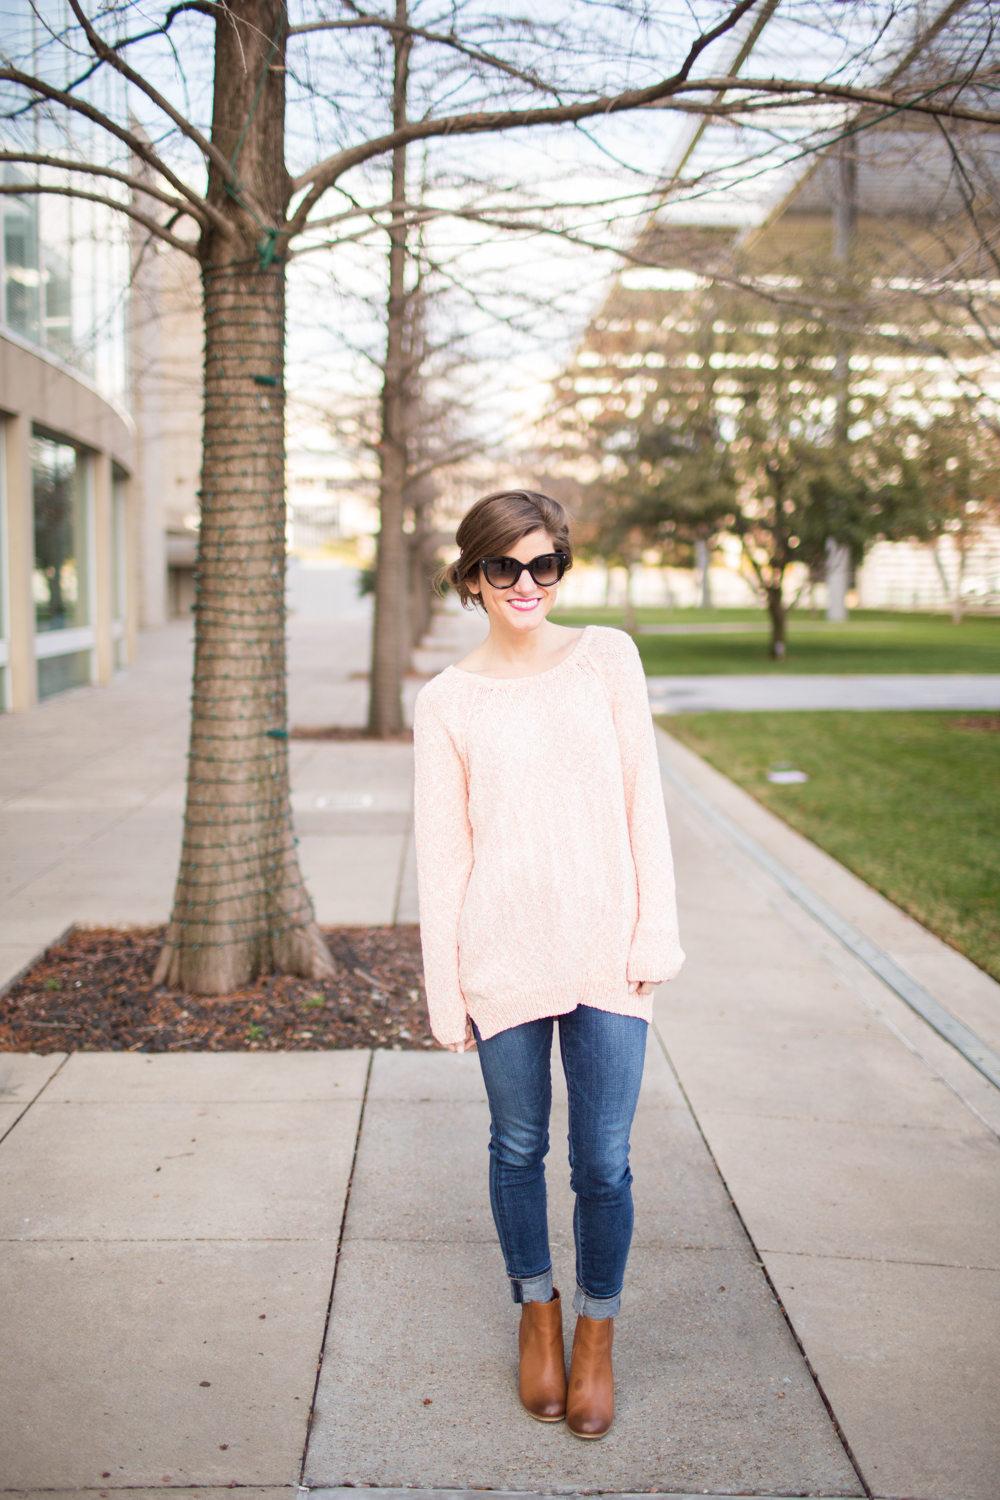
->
<box><xmin>510</xmin><ymin>1268</ymin><xmax>553</xmax><ymax>1305</ymax></box>
<box><xmin>573</xmin><ymin>1284</ymin><xmax>620</xmax><ymax>1319</ymax></box>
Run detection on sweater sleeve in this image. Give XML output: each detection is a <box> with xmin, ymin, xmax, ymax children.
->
<box><xmin>605</xmin><ymin>633</ymin><xmax>685</xmax><ymax>985</ymax></box>
<box><xmin>412</xmin><ymin>688</ymin><xmax>475</xmax><ymax>1045</ymax></box>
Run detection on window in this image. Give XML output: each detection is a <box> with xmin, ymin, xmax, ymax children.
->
<box><xmin>37</xmin><ymin>649</ymin><xmax>90</xmax><ymax>698</ymax></box>
<box><xmin>33</xmin><ymin>435</ymin><xmax>88</xmax><ymax>633</ymax></box>
<box><xmin>32</xmin><ymin>433</ymin><xmax>93</xmax><ymax>700</ymax></box>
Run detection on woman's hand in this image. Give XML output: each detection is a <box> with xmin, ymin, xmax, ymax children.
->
<box><xmin>629</xmin><ymin>980</ymin><xmax>659</xmax><ymax>997</ymax></box>
<box><xmin>444</xmin><ymin>1017</ymin><xmax>477</xmax><ymax>1053</ymax></box>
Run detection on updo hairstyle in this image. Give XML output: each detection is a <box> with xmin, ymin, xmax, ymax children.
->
<box><xmin>442</xmin><ymin>489</ymin><xmax>573</xmax><ymax>611</ymax></box>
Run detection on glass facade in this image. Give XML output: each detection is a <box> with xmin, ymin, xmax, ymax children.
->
<box><xmin>32</xmin><ymin>433</ymin><xmax>89</xmax><ymax>635</ymax></box>
<box><xmin>0</xmin><ymin>3</ymin><xmax>134</xmax><ymax>709</ymax></box>
<box><xmin>3</xmin><ymin>166</ymin><xmax>40</xmax><ymax>344</ymax></box>
<box><xmin>37</xmin><ymin>648</ymin><xmax>90</xmax><ymax>699</ymax></box>
<box><xmin>0</xmin><ymin>4</ymin><xmax>130</xmax><ymax>407</ymax></box>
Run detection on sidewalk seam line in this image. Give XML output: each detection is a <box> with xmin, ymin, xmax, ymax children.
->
<box><xmin>650</xmin><ymin>1019</ymin><xmax>872</xmax><ymax>1500</ymax></box>
<box><xmin>753</xmin><ymin>1248</ymin><xmax>999</xmax><ymax>1271</ymax></box>
<box><xmin>656</xmin><ymin>737</ymin><xmax>1000</xmax><ymax>1093</ymax></box>
<box><xmin>0</xmin><ymin>1051</ymin><xmax>71</xmax><ymax>1148</ymax></box>
<box><xmin>298</xmin><ymin>1047</ymin><xmax>375</xmax><ymax>1487</ymax></box>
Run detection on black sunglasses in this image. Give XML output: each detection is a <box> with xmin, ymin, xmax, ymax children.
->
<box><xmin>480</xmin><ymin>552</ymin><xmax>569</xmax><ymax>589</ymax></box>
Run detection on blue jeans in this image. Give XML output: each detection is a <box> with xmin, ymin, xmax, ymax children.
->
<box><xmin>473</xmin><ymin>1005</ymin><xmax>647</xmax><ymax>1319</ymax></box>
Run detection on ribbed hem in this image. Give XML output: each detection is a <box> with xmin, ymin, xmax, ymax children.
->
<box><xmin>573</xmin><ymin>1284</ymin><xmax>620</xmax><ymax>1319</ymax></box>
<box><xmin>463</xmin><ymin>982</ymin><xmax>653</xmax><ymax>1043</ymax></box>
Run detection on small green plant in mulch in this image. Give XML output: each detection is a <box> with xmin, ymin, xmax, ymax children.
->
<box><xmin>660</xmin><ymin>709</ymin><xmax>1000</xmax><ymax>982</ymax></box>
<box><xmin>1</xmin><ymin>926</ymin><xmax>436</xmax><ymax>1053</ymax></box>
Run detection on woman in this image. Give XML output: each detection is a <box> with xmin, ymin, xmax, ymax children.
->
<box><xmin>413</xmin><ymin>489</ymin><xmax>684</xmax><ymax>1439</ymax></box>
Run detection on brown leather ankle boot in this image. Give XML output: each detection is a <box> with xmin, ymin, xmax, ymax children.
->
<box><xmin>518</xmin><ymin>1289</ymin><xmax>566</xmax><ymax>1421</ymax></box>
<box><xmin>566</xmin><ymin>1313</ymin><xmax>614</xmax><ymax>1439</ymax></box>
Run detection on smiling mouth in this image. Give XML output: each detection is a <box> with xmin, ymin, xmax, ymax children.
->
<box><xmin>507</xmin><ymin>597</ymin><xmax>541</xmax><ymax>611</ymax></box>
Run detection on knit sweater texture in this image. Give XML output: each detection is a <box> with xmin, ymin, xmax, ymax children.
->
<box><xmin>413</xmin><ymin>625</ymin><xmax>684</xmax><ymax>1045</ymax></box>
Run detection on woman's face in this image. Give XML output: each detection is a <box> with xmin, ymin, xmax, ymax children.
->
<box><xmin>467</xmin><ymin>528</ymin><xmax>562</xmax><ymax>634</ymax></box>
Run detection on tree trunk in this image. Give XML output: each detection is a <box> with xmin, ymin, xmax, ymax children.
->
<box><xmin>930</xmin><ymin>538</ymin><xmax>951</xmax><ymax>608</ymax></box>
<box><xmin>368</xmin><ymin>0</ymin><xmax>412</xmax><ymax>737</ymax></box>
<box><xmin>766</xmin><ymin>586</ymin><xmax>787</xmax><ymax>660</ymax></box>
<box><xmin>952</xmin><ymin>542</ymin><xmax>967</xmax><ymax>624</ymax></box>
<box><xmin>622</xmin><ymin>563</ymin><xmax>637</xmax><ymax>635</ymax></box>
<box><xmin>407</xmin><ymin>491</ymin><xmax>435</xmax><ymax>655</ymax></box>
<box><xmin>826</xmin><ymin>136</ymin><xmax>855</xmax><ymax>621</ymax></box>
<box><xmin>154</xmin><ymin>0</ymin><xmax>333</xmax><ymax>993</ymax></box>
<box><xmin>826</xmin><ymin>538</ymin><xmax>850</xmax><ymax>621</ymax></box>
<box><xmin>695</xmin><ymin>536</ymin><xmax>712</xmax><ymax>609</ymax></box>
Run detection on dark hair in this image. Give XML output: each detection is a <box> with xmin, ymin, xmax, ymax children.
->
<box><xmin>441</xmin><ymin>489</ymin><xmax>573</xmax><ymax>611</ymax></box>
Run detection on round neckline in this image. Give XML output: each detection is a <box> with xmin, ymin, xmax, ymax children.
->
<box><xmin>447</xmin><ymin>624</ymin><xmax>591</xmax><ymax>683</ymax></box>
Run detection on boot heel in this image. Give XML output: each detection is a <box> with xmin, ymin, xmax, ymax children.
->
<box><xmin>566</xmin><ymin>1313</ymin><xmax>614</xmax><ymax>1439</ymax></box>
<box><xmin>518</xmin><ymin>1289</ymin><xmax>567</xmax><ymax>1421</ymax></box>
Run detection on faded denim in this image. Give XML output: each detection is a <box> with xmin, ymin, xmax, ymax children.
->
<box><xmin>473</xmin><ymin>1004</ymin><xmax>647</xmax><ymax>1319</ymax></box>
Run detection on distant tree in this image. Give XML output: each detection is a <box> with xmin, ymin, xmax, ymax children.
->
<box><xmin>584</xmin><ymin>295</ymin><xmax>738</xmax><ymax>616</ymax></box>
<box><xmin>563</xmin><ymin>278</ymin><xmax>928</xmax><ymax>657</ymax></box>
<box><xmin>912</xmin><ymin>407</ymin><xmax>1000</xmax><ymax>621</ymax></box>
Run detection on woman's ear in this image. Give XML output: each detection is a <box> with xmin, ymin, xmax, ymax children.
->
<box><xmin>466</xmin><ymin>569</ymin><xmax>481</xmax><ymax>596</ymax></box>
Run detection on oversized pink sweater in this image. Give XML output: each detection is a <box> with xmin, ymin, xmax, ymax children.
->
<box><xmin>413</xmin><ymin>625</ymin><xmax>684</xmax><ymax>1045</ymax></box>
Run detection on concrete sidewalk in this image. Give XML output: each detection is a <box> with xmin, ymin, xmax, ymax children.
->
<box><xmin>2</xmin><ymin>617</ymin><xmax>999</xmax><ymax>1499</ymax></box>
<box><xmin>646</xmin><ymin>673</ymin><xmax>1000</xmax><ymax>712</ymax></box>
<box><xmin>655</xmin><ymin>731</ymin><xmax>1000</xmax><ymax>1499</ymax></box>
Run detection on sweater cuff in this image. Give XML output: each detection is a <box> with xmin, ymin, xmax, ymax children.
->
<box><xmin>433</xmin><ymin>1031</ymin><xmax>469</xmax><ymax>1049</ymax></box>
<box><xmin>427</xmin><ymin>1004</ymin><xmax>470</xmax><ymax>1048</ymax></box>
<box><xmin>627</xmin><ymin>940</ymin><xmax>685</xmax><ymax>986</ymax></box>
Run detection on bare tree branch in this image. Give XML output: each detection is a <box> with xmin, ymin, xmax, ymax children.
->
<box><xmin>0</xmin><ymin>182</ymin><xmax>200</xmax><ymax>254</ymax></box>
<box><xmin>286</xmin><ymin>64</ymin><xmax>1000</xmax><ymax>242</ymax></box>
<box><xmin>64</xmin><ymin>0</ymin><xmax>251</xmax><ymax>211</ymax></box>
<box><xmin>0</xmin><ymin>150</ymin><xmax>208</xmax><ymax>223</ymax></box>
<box><xmin>288</xmin><ymin>13</ymin><xmax>564</xmax><ymax>97</ymax></box>
<box><xmin>285</xmin><ymin>0</ymin><xmax>762</xmax><ymax>229</ymax></box>
<box><xmin>869</xmin><ymin>0</ymin><xmax>979</xmax><ymax>89</ymax></box>
<box><xmin>0</xmin><ymin>63</ymin><xmax>225</xmax><ymax>232</ymax></box>
<box><xmin>654</xmin><ymin>70</ymin><xmax>1000</xmax><ymax>123</ymax></box>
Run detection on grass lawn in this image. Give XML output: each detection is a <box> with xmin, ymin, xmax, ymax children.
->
<box><xmin>550</xmin><ymin>607</ymin><xmax>1000</xmax><ymax>675</ymax></box>
<box><xmin>659</xmin><ymin>709</ymin><xmax>1000</xmax><ymax>982</ymax></box>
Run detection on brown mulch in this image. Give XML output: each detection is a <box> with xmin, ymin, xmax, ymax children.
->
<box><xmin>289</xmin><ymin>725</ymin><xmax>413</xmax><ymax>742</ymax></box>
<box><xmin>0</xmin><ymin>926</ymin><xmax>437</xmax><ymax>1054</ymax></box>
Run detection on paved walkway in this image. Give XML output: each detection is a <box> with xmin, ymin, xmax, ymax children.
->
<box><xmin>1</xmin><ymin>614</ymin><xmax>998</xmax><ymax>1500</ymax></box>
<box><xmin>646</xmin><ymin>673</ymin><xmax>1000</xmax><ymax>712</ymax></box>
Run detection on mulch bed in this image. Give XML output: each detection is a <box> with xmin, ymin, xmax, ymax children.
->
<box><xmin>1</xmin><ymin>926</ymin><xmax>437</xmax><ymax>1054</ymax></box>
